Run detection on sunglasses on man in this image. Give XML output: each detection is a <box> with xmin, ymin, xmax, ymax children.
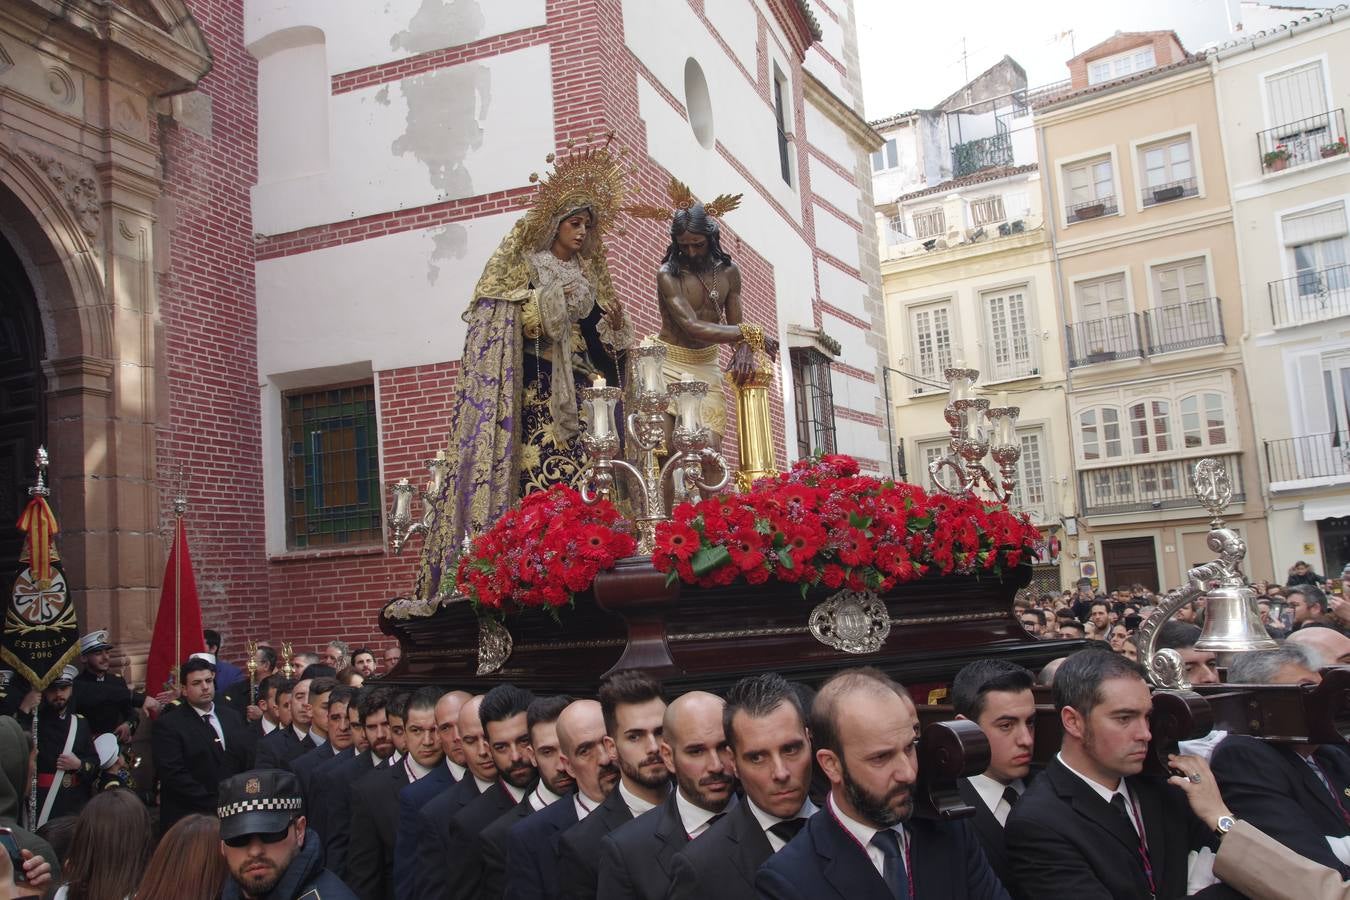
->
<box><xmin>222</xmin><ymin>819</ymin><xmax>295</xmax><ymax>849</ymax></box>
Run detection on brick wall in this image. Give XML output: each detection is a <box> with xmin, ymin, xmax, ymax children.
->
<box><xmin>156</xmin><ymin>0</ymin><xmax>268</xmax><ymax>646</ymax></box>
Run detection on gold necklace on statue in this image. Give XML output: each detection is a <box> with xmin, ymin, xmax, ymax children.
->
<box><xmin>691</xmin><ymin>263</ymin><xmax>721</xmax><ymax>303</ymax></box>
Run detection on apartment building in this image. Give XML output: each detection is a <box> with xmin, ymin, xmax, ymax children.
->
<box><xmin>1034</xmin><ymin>31</ymin><xmax>1273</xmax><ymax>591</ymax></box>
<box><xmin>1212</xmin><ymin>7</ymin><xmax>1350</xmax><ymax>577</ymax></box>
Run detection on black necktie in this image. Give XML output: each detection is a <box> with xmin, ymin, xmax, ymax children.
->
<box><xmin>203</xmin><ymin>713</ymin><xmax>223</xmax><ymax>749</ymax></box>
<box><xmin>768</xmin><ymin>817</ymin><xmax>807</xmax><ymax>844</ymax></box>
<box><xmin>1109</xmin><ymin>793</ymin><xmax>1134</xmax><ymax>830</ymax></box>
<box><xmin>1002</xmin><ymin>786</ymin><xmax>1020</xmax><ymax>810</ymax></box>
<box><xmin>869</xmin><ymin>830</ymin><xmax>910</xmax><ymax>900</ymax></box>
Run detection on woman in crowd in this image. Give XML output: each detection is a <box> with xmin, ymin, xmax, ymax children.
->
<box><xmin>53</xmin><ymin>791</ymin><xmax>152</xmax><ymax>900</ymax></box>
<box><xmin>134</xmin><ymin>814</ymin><xmax>226</xmax><ymax>900</ymax></box>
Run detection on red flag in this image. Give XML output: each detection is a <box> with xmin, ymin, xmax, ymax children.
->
<box><xmin>146</xmin><ymin>519</ymin><xmax>206</xmax><ymax>692</ymax></box>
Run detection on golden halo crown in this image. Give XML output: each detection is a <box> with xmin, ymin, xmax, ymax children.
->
<box><xmin>519</xmin><ymin>131</ymin><xmax>630</xmax><ymax>247</ymax></box>
<box><xmin>624</xmin><ymin>176</ymin><xmax>743</xmax><ymax>222</ymax></box>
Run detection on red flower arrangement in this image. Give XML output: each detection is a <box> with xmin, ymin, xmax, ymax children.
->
<box><xmin>456</xmin><ymin>484</ymin><xmax>636</xmax><ymax>613</ymax></box>
<box><xmin>651</xmin><ymin>454</ymin><xmax>1040</xmax><ymax>594</ymax></box>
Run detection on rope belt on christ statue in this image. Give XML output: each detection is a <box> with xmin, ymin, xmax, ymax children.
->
<box><xmin>655</xmin><ymin>340</ymin><xmax>718</xmax><ymax>366</ymax></box>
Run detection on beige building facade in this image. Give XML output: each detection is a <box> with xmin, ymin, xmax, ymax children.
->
<box><xmin>1036</xmin><ymin>38</ymin><xmax>1272</xmax><ymax>592</ymax></box>
<box><xmin>1212</xmin><ymin>9</ymin><xmax>1350</xmax><ymax>580</ymax></box>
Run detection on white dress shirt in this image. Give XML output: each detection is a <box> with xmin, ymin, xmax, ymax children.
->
<box><xmin>261</xmin><ymin>717</ymin><xmax>277</xmax><ymax>735</ymax></box>
<box><xmin>618</xmin><ymin>780</ymin><xmax>659</xmax><ymax>818</ymax></box>
<box><xmin>292</xmin><ymin>724</ymin><xmax>309</xmax><ymax>743</ymax></box>
<box><xmin>473</xmin><ymin>773</ymin><xmax>496</xmax><ymax>794</ymax></box>
<box><xmin>747</xmin><ymin>796</ymin><xmax>819</xmax><ymax>852</ymax></box>
<box><xmin>406</xmin><ymin>755</ymin><xmax>434</xmax><ymax>781</ymax></box>
<box><xmin>827</xmin><ymin>793</ymin><xmax>908</xmax><ymax>879</ymax></box>
<box><xmin>967</xmin><ymin>773</ymin><xmax>1025</xmax><ymax>826</ymax></box>
<box><xmin>446</xmin><ymin>758</ymin><xmax>466</xmax><ymax>781</ymax></box>
<box><xmin>197</xmin><ymin>703</ymin><xmax>226</xmax><ymax>749</ymax></box>
<box><xmin>503</xmin><ymin>779</ymin><xmax>528</xmax><ymax>803</ymax></box>
<box><xmin>675</xmin><ymin>789</ymin><xmax>733</xmax><ymax>839</ymax></box>
<box><xmin>574</xmin><ymin>790</ymin><xmax>601</xmax><ymax>821</ymax></box>
<box><xmin>530</xmin><ymin>781</ymin><xmax>565</xmax><ymax>812</ymax></box>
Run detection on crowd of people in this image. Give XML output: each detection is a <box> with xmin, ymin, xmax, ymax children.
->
<box><xmin>0</xmin><ymin>558</ymin><xmax>1346</xmax><ymax>898</ymax></box>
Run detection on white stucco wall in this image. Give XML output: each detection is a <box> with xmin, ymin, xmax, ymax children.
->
<box><xmin>812</xmin><ymin>204</ymin><xmax>861</xmax><ymax>267</ymax></box>
<box><xmin>809</xmin><ymin>156</ymin><xmax>861</xmax><ymax>220</ymax></box>
<box><xmin>818</xmin><ymin>263</ymin><xmax>869</xmax><ymax>320</ymax></box>
<box><xmin>244</xmin><ymin>0</ymin><xmax>547</xmax><ymax>75</ymax></box>
<box><xmin>703</xmin><ymin>0</ymin><xmax>759</xmax><ymax>75</ymax></box>
<box><xmin>252</xmin><ymin>44</ymin><xmax>554</xmax><ymax>236</ymax></box>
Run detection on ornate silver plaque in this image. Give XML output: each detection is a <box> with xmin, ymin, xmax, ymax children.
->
<box><xmin>476</xmin><ymin>617</ymin><xmax>514</xmax><ymax>675</ymax></box>
<box><xmin>808</xmin><ymin>589</ymin><xmax>891</xmax><ymax>654</ymax></box>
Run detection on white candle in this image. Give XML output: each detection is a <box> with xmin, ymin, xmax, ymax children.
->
<box><xmin>593</xmin><ymin>374</ymin><xmax>606</xmax><ymax>388</ymax></box>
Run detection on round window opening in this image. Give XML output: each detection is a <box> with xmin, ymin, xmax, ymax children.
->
<box><xmin>684</xmin><ymin>58</ymin><xmax>714</xmax><ymax>149</ymax></box>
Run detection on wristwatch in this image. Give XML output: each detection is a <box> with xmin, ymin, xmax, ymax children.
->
<box><xmin>1214</xmin><ymin>814</ymin><xmax>1237</xmax><ymax>838</ymax></box>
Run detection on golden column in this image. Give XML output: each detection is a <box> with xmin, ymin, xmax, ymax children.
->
<box><xmin>728</xmin><ymin>325</ymin><xmax>778</xmax><ymax>492</ymax></box>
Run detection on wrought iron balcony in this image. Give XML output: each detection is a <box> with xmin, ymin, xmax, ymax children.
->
<box><xmin>1265</xmin><ymin>432</ymin><xmax>1350</xmax><ymax>486</ymax></box>
<box><xmin>952</xmin><ymin>132</ymin><xmax>1013</xmax><ymax>178</ymax></box>
<box><xmin>1268</xmin><ymin>264</ymin><xmax>1350</xmax><ymax>328</ymax></box>
<box><xmin>1079</xmin><ymin>453</ymin><xmax>1244</xmax><ymax>517</ymax></box>
<box><xmin>1258</xmin><ymin>108</ymin><xmax>1347</xmax><ymax>172</ymax></box>
<box><xmin>1140</xmin><ymin>176</ymin><xmax>1198</xmax><ymax>207</ymax></box>
<box><xmin>1142</xmin><ymin>297</ymin><xmax>1224</xmax><ymax>354</ymax></box>
<box><xmin>1066</xmin><ymin>314</ymin><xmax>1143</xmax><ymax>368</ymax></box>
<box><xmin>1066</xmin><ymin>196</ymin><xmax>1118</xmax><ymax>224</ymax></box>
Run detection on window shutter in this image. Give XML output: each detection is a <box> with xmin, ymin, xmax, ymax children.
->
<box><xmin>1266</xmin><ymin>62</ymin><xmax>1327</xmax><ymax>127</ymax></box>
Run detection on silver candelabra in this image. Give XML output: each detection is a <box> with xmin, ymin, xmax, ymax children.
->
<box><xmin>388</xmin><ymin>451</ymin><xmax>452</xmax><ymax>554</ymax></box>
<box><xmin>928</xmin><ymin>367</ymin><xmax>1022</xmax><ymax>502</ymax></box>
<box><xmin>578</xmin><ymin>342</ymin><xmax>729</xmax><ymax>554</ymax></box>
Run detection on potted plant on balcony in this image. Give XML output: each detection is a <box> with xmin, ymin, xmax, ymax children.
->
<box><xmin>1322</xmin><ymin>137</ymin><xmax>1348</xmax><ymax>159</ymax></box>
<box><xmin>1263</xmin><ymin>144</ymin><xmax>1291</xmax><ymax>171</ymax></box>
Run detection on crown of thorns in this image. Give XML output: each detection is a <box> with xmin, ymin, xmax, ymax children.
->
<box><xmin>624</xmin><ymin>176</ymin><xmax>743</xmax><ymax>222</ymax></box>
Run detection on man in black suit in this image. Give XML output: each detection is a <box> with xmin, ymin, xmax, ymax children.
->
<box><xmin>480</xmin><ymin>695</ymin><xmax>575</xmax><ymax>898</ymax></box>
<box><xmin>507</xmin><ymin>698</ymin><xmax>619</xmax><ymax>900</ymax></box>
<box><xmin>1005</xmin><ymin>650</ymin><xmax>1236</xmax><ymax>899</ymax></box>
<box><xmin>150</xmin><ymin>656</ymin><xmax>252</xmax><ymax>830</ymax></box>
<box><xmin>668</xmin><ymin>674</ymin><xmax>816</xmax><ymax>900</ymax></box>
<box><xmin>221</xmin><ymin>644</ymin><xmax>278</xmax><ymax>726</ymax></box>
<box><xmin>1212</xmin><ymin>643</ymin><xmax>1350</xmax><ymax>878</ymax></box>
<box><xmin>443</xmin><ymin>684</ymin><xmax>540</xmax><ymax>900</ymax></box>
<box><xmin>415</xmin><ymin>693</ymin><xmax>494</xmax><ymax>900</ymax></box>
<box><xmin>298</xmin><ymin>683</ymin><xmax>355</xmax><ymax>836</ymax></box>
<box><xmin>950</xmin><ymin>659</ymin><xmax>1037</xmax><ymax>885</ymax></box>
<box><xmin>394</xmin><ymin>689</ymin><xmax>469</xmax><ymax>898</ymax></box>
<box><xmin>347</xmin><ymin>685</ymin><xmax>441</xmax><ymax>900</ymax></box>
<box><xmin>292</xmin><ymin>679</ymin><xmax>342</xmax><ymax>802</ymax></box>
<box><xmin>597</xmin><ymin>690</ymin><xmax>733</xmax><ymax>899</ymax></box>
<box><xmin>558</xmin><ymin>670</ymin><xmax>668</xmax><ymax>900</ymax></box>
<box><xmin>757</xmin><ymin>666</ymin><xmax>1008</xmax><ymax>900</ymax></box>
<box><xmin>254</xmin><ymin>677</ymin><xmax>312</xmax><ymax>770</ymax></box>
<box><xmin>322</xmin><ymin>687</ymin><xmax>396</xmax><ymax>877</ymax></box>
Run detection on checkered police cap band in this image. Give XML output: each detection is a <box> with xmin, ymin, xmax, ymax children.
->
<box><xmin>218</xmin><ymin>796</ymin><xmax>303</xmax><ymax>818</ymax></box>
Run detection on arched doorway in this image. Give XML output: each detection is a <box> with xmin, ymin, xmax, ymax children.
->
<box><xmin>0</xmin><ymin>233</ymin><xmax>46</xmax><ymax>567</ymax></box>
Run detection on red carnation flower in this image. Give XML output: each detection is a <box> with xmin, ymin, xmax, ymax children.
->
<box><xmin>656</xmin><ymin>522</ymin><xmax>701</xmax><ymax>562</ymax></box>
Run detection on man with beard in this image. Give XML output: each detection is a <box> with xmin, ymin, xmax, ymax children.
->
<box><xmin>348</xmin><ymin>686</ymin><xmax>442</xmax><ymax>900</ymax></box>
<box><xmin>322</xmin><ymin>688</ymin><xmax>395</xmax><ymax>877</ymax></box>
<box><xmin>559</xmin><ymin>671</ymin><xmax>668</xmax><ymax>900</ymax></box>
<box><xmin>414</xmin><ymin>694</ymin><xmax>494</xmax><ymax>900</ymax></box>
<box><xmin>652</xmin><ymin>199</ymin><xmax>777</xmax><ymax>451</ymax></box>
<box><xmin>597</xmin><ymin>690</ymin><xmax>733</xmax><ymax>899</ymax></box>
<box><xmin>254</xmin><ymin>677</ymin><xmax>313</xmax><ymax>771</ymax></box>
<box><xmin>443</xmin><ymin>684</ymin><xmax>539</xmax><ymax>900</ymax></box>
<box><xmin>351</xmin><ymin>647</ymin><xmax>378</xmax><ymax>679</ymax></box>
<box><xmin>218</xmin><ymin>768</ymin><xmax>355</xmax><ymax>900</ymax></box>
<box><xmin>668</xmin><ymin>674</ymin><xmax>816</xmax><ymax>900</ymax></box>
<box><xmin>28</xmin><ymin>665</ymin><xmax>98</xmax><ymax>824</ymax></box>
<box><xmin>395</xmin><ymin>689</ymin><xmax>470</xmax><ymax>893</ymax></box>
<box><xmin>480</xmin><ymin>695</ymin><xmax>575</xmax><ymax>898</ymax></box>
<box><xmin>757</xmin><ymin>667</ymin><xmax>1006</xmax><ymax>899</ymax></box>
<box><xmin>508</xmin><ymin>698</ymin><xmax>619</xmax><ymax>900</ymax></box>
<box><xmin>72</xmin><ymin>630</ymin><xmax>155</xmax><ymax>741</ymax></box>
<box><xmin>385</xmin><ymin>690</ymin><xmax>410</xmax><ymax>767</ymax></box>
<box><xmin>1006</xmin><ymin>650</ymin><xmax>1235</xmax><ymax>898</ymax></box>
<box><xmin>951</xmin><ymin>660</ymin><xmax>1036</xmax><ymax>886</ymax></box>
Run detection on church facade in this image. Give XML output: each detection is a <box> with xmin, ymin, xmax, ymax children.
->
<box><xmin>0</xmin><ymin>0</ymin><xmax>888</xmax><ymax>666</ymax></box>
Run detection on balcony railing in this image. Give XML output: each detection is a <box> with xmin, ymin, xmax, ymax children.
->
<box><xmin>952</xmin><ymin>132</ymin><xmax>1013</xmax><ymax>178</ymax></box>
<box><xmin>1140</xmin><ymin>176</ymin><xmax>1198</xmax><ymax>207</ymax></box>
<box><xmin>1079</xmin><ymin>453</ymin><xmax>1244</xmax><ymax>516</ymax></box>
<box><xmin>1265</xmin><ymin>431</ymin><xmax>1350</xmax><ymax>485</ymax></box>
<box><xmin>1268</xmin><ymin>264</ymin><xmax>1350</xmax><ymax>328</ymax></box>
<box><xmin>1258</xmin><ymin>108</ymin><xmax>1347</xmax><ymax>173</ymax></box>
<box><xmin>1066</xmin><ymin>314</ymin><xmax>1143</xmax><ymax>368</ymax></box>
<box><xmin>1142</xmin><ymin>297</ymin><xmax>1225</xmax><ymax>354</ymax></box>
<box><xmin>1066</xmin><ymin>196</ymin><xmax>1118</xmax><ymax>224</ymax></box>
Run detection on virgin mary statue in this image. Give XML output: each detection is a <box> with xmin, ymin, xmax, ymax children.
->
<box><xmin>415</xmin><ymin>135</ymin><xmax>634</xmax><ymax>599</ymax></box>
